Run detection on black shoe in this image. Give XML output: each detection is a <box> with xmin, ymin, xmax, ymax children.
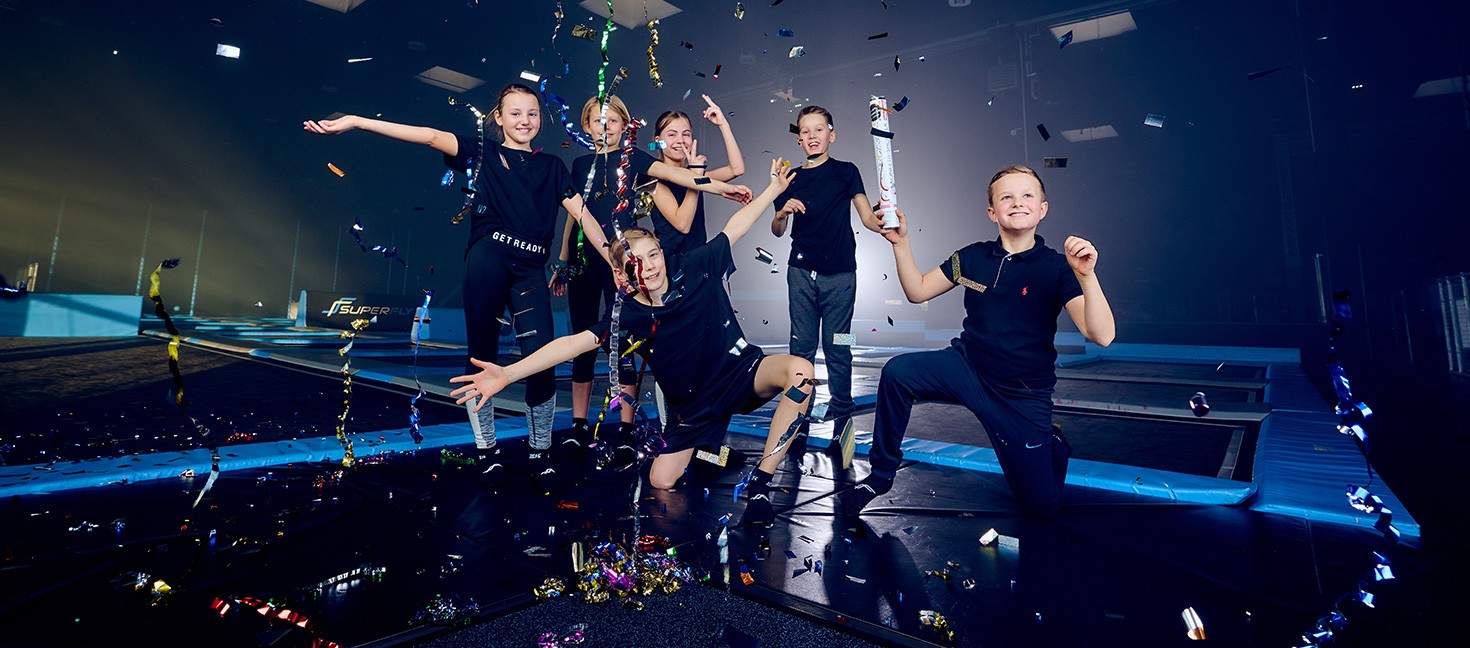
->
<box><xmin>742</xmin><ymin>469</ymin><xmax>776</xmax><ymax>525</ymax></box>
<box><xmin>744</xmin><ymin>489</ymin><xmax>774</xmax><ymax>526</ymax></box>
<box><xmin>477</xmin><ymin>449</ymin><xmax>507</xmax><ymax>487</ymax></box>
<box><xmin>823</xmin><ymin>416</ymin><xmax>856</xmax><ymax>470</ymax></box>
<box><xmin>530</xmin><ymin>453</ymin><xmax>566</xmax><ymax>492</ymax></box>
<box><xmin>557</xmin><ymin>420</ymin><xmax>591</xmax><ymax>460</ymax></box>
<box><xmin>841</xmin><ymin>475</ymin><xmax>893</xmax><ymax>516</ymax></box>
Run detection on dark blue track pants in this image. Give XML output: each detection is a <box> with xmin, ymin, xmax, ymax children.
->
<box><xmin>869</xmin><ymin>347</ymin><xmax>1068</xmax><ymax>516</ymax></box>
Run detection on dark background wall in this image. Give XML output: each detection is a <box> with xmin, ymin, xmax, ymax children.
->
<box><xmin>2</xmin><ymin>0</ymin><xmax>1466</xmax><ymax>361</ymax></box>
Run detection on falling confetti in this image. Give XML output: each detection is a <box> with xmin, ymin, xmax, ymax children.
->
<box><xmin>1058</xmin><ymin>30</ymin><xmax>1074</xmax><ymax>48</ymax></box>
<box><xmin>572</xmin><ymin>24</ymin><xmax>598</xmax><ymax>40</ymax></box>
<box><xmin>327</xmin><ymin>162</ymin><xmax>345</xmax><ymax>177</ymax></box>
<box><xmin>1189</xmin><ymin>392</ymin><xmax>1210</xmax><ymax>417</ymax></box>
<box><xmin>1181</xmin><ymin>607</ymin><xmax>1205</xmax><ymax>640</ymax></box>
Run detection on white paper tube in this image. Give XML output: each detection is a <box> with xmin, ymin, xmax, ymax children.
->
<box><xmin>869</xmin><ymin>96</ymin><xmax>900</xmax><ymax>230</ymax></box>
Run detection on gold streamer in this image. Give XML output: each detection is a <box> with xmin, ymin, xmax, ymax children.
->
<box><xmin>646</xmin><ymin>19</ymin><xmax>663</xmax><ymax>88</ymax></box>
<box><xmin>335</xmin><ymin>317</ymin><xmax>374</xmax><ymax>468</ymax></box>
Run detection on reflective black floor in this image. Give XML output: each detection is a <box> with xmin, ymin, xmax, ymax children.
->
<box><xmin>1</xmin><ymin>427</ymin><xmax>1463</xmax><ymax>647</ymax></box>
<box><xmin>2</xmin><ymin>335</ymin><xmax>1465</xmax><ymax>646</ymax></box>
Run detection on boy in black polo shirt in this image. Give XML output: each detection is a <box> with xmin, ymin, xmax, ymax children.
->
<box><xmin>845</xmin><ymin>165</ymin><xmax>1116</xmax><ymax>517</ymax></box>
<box><xmin>771</xmin><ymin>106</ymin><xmax>886</xmax><ymax>423</ymax></box>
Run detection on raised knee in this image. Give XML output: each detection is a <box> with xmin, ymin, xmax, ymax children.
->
<box><xmin>791</xmin><ymin>358</ymin><xmax>815</xmax><ymax>384</ymax></box>
<box><xmin>879</xmin><ymin>354</ymin><xmax>915</xmax><ymax>383</ymax></box>
<box><xmin>650</xmin><ymin>474</ymin><xmax>679</xmax><ymax>490</ymax></box>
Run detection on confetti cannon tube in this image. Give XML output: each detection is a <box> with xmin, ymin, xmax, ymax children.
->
<box><xmin>868</xmin><ymin>96</ymin><xmax>900</xmax><ymax>230</ymax></box>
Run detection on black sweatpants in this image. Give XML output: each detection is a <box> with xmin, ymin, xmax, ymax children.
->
<box><xmin>463</xmin><ymin>239</ymin><xmax>555</xmax><ymax>407</ymax></box>
<box><xmin>870</xmin><ymin>347</ymin><xmax>1068</xmax><ymax>516</ymax></box>
<box><xmin>566</xmin><ymin>257</ymin><xmax>637</xmax><ymax>385</ymax></box>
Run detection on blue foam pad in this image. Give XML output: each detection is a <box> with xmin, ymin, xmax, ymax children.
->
<box><xmin>1250</xmin><ymin>410</ymin><xmax>1420</xmax><ymax>539</ymax></box>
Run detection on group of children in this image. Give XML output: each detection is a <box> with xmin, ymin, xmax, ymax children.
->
<box><xmin>304</xmin><ymin>82</ymin><xmax>1114</xmax><ymax>524</ymax></box>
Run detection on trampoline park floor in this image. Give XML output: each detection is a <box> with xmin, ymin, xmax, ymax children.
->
<box><xmin>0</xmin><ymin>321</ymin><xmax>1463</xmax><ymax>647</ymax></box>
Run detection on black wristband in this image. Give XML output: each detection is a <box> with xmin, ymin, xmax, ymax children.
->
<box><xmin>687</xmin><ymin>164</ymin><xmax>708</xmax><ymax>169</ymax></box>
<box><xmin>694</xmin><ymin>176</ymin><xmax>712</xmax><ymax>185</ymax></box>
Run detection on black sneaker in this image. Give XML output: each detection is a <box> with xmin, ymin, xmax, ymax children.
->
<box><xmin>530</xmin><ymin>453</ymin><xmax>566</xmax><ymax>492</ymax></box>
<box><xmin>841</xmin><ymin>475</ymin><xmax>893</xmax><ymax>516</ymax></box>
<box><xmin>477</xmin><ymin>449</ymin><xmax>507</xmax><ymax>487</ymax></box>
<box><xmin>822</xmin><ymin>416</ymin><xmax>856</xmax><ymax>470</ymax></box>
<box><xmin>743</xmin><ymin>489</ymin><xmax>774</xmax><ymax>526</ymax></box>
<box><xmin>557</xmin><ymin>420</ymin><xmax>591</xmax><ymax>459</ymax></box>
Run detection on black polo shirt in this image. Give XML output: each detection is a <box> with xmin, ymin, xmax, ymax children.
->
<box><xmin>444</xmin><ymin>134</ymin><xmax>573</xmax><ymax>260</ymax></box>
<box><xmin>938</xmin><ymin>236</ymin><xmax>1083</xmax><ymax>388</ymax></box>
<box><xmin>773</xmin><ymin>158</ymin><xmax>866</xmax><ymax>273</ymax></box>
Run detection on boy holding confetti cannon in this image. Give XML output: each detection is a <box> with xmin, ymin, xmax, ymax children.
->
<box><xmin>770</xmin><ymin>106</ymin><xmax>889</xmax><ymax>436</ymax></box>
<box><xmin>845</xmin><ymin>165</ymin><xmax>1115</xmax><ymax>516</ymax></box>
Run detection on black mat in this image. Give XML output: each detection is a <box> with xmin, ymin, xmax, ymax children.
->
<box><xmin>1055</xmin><ymin>377</ymin><xmax>1255</xmax><ymax>404</ymax></box>
<box><xmin>1064</xmin><ymin>360</ymin><xmax>1266</xmax><ymax>381</ymax></box>
<box><xmin>0</xmin><ymin>428</ymin><xmax>1459</xmax><ymax>647</ymax></box>
<box><xmin>421</xmin><ymin>582</ymin><xmax>881</xmax><ymax>648</ymax></box>
<box><xmin>0</xmin><ymin>337</ymin><xmax>469</xmax><ymax>465</ymax></box>
<box><xmin>853</xmin><ymin>405</ymin><xmax>1244</xmax><ymax>479</ymax></box>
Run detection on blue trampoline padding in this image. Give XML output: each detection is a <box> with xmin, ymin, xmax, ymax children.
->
<box><xmin>0</xmin><ymin>422</ymin><xmax>507</xmax><ymax>496</ymax></box>
<box><xmin>1250</xmin><ymin>410</ymin><xmax>1420</xmax><ymax>540</ymax></box>
<box><xmin>0</xmin><ymin>404</ymin><xmax>666</xmax><ymax>497</ymax></box>
<box><xmin>1263</xmin><ymin>363</ymin><xmax>1329</xmax><ymax>413</ymax></box>
<box><xmin>1063</xmin><ymin>339</ymin><xmax>1299</xmax><ymax>365</ymax></box>
<box><xmin>723</xmin><ymin>417</ymin><xmax>1255</xmax><ymax>506</ymax></box>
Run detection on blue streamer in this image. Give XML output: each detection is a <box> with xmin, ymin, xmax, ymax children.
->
<box><xmin>1294</xmin><ymin>289</ymin><xmax>1400</xmax><ymax>647</ymax></box>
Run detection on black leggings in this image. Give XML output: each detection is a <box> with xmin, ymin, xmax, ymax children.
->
<box><xmin>566</xmin><ymin>258</ymin><xmax>637</xmax><ymax>385</ymax></box>
<box><xmin>463</xmin><ymin>240</ymin><xmax>556</xmax><ymax>407</ymax></box>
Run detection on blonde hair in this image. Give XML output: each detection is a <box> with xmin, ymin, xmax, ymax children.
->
<box><xmin>986</xmin><ymin>165</ymin><xmax>1046</xmax><ymax>204</ymax></box>
<box><xmin>580</xmin><ymin>95</ymin><xmax>631</xmax><ymax>128</ymax></box>
<box><xmin>609</xmin><ymin>227</ymin><xmax>660</xmax><ymax>280</ymax></box>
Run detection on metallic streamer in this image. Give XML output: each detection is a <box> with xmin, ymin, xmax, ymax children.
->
<box><xmin>445</xmin><ymin>97</ymin><xmax>488</xmax><ymax>225</ymax></box>
<box><xmin>645</xmin><ymin>0</ymin><xmax>663</xmax><ymax>88</ymax></box>
<box><xmin>148</xmin><ymin>258</ymin><xmax>217</xmax><ymax>504</ymax></box>
<box><xmin>335</xmin><ymin>317</ymin><xmax>375</xmax><ymax>468</ymax></box>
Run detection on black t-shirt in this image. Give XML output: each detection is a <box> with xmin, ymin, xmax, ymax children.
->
<box><xmin>773</xmin><ymin>159</ymin><xmax>866</xmax><ymax>273</ymax></box>
<box><xmin>939</xmin><ymin>236</ymin><xmax>1084</xmax><ymax>388</ymax></box>
<box><xmin>444</xmin><ymin>134</ymin><xmax>573</xmax><ymax>260</ymax></box>
<box><xmin>587</xmin><ymin>233</ymin><xmax>759</xmax><ymax>422</ymax></box>
<box><xmin>570</xmin><ymin>149</ymin><xmax>658</xmax><ymax>246</ymax></box>
<box><xmin>651</xmin><ymin>184</ymin><xmax>708</xmax><ymax>256</ymax></box>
